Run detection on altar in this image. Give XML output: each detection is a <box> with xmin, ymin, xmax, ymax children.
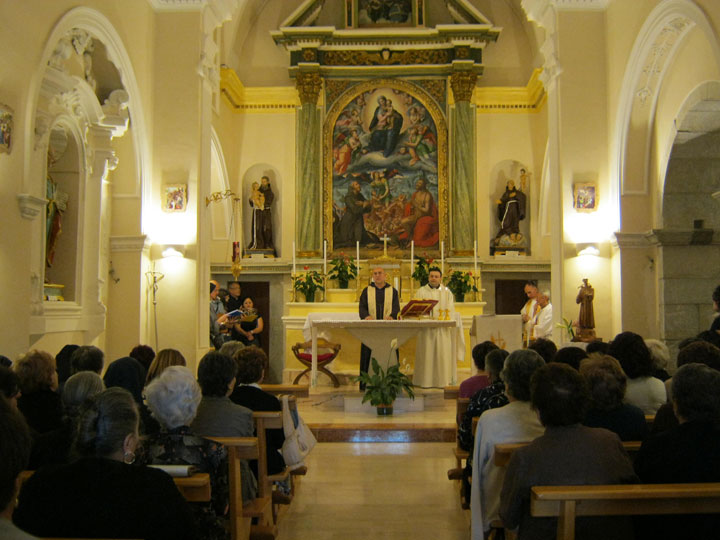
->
<box><xmin>304</xmin><ymin>313</ymin><xmax>458</xmax><ymax>388</ymax></box>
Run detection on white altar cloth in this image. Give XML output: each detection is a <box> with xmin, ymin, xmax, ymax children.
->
<box><xmin>304</xmin><ymin>315</ymin><xmax>456</xmax><ymax>387</ymax></box>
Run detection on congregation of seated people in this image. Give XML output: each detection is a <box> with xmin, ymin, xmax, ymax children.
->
<box><xmin>0</xmin><ymin>340</ymin><xmax>292</xmax><ymax>540</ymax></box>
<box><xmin>459</xmin><ymin>328</ymin><xmax>720</xmax><ymax>540</ymax></box>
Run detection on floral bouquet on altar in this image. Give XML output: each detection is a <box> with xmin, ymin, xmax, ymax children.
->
<box><xmin>294</xmin><ymin>266</ymin><xmax>324</xmax><ymax>302</ymax></box>
<box><xmin>446</xmin><ymin>270</ymin><xmax>478</xmax><ymax>302</ymax></box>
<box><xmin>411</xmin><ymin>253</ymin><xmax>435</xmax><ymax>286</ymax></box>
<box><xmin>328</xmin><ymin>253</ymin><xmax>357</xmax><ymax>289</ymax></box>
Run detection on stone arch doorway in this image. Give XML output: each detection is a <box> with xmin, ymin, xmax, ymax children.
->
<box><xmin>658</xmin><ymin>82</ymin><xmax>720</xmax><ymax>351</ymax></box>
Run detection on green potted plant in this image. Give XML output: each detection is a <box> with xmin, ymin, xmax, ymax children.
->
<box><xmin>327</xmin><ymin>252</ymin><xmax>357</xmax><ymax>289</ymax></box>
<box><xmin>446</xmin><ymin>270</ymin><xmax>478</xmax><ymax>303</ymax></box>
<box><xmin>556</xmin><ymin>317</ymin><xmax>576</xmax><ymax>341</ymax></box>
<box><xmin>411</xmin><ymin>253</ymin><xmax>435</xmax><ymax>286</ymax></box>
<box><xmin>354</xmin><ymin>357</ymin><xmax>415</xmax><ymax>416</ymax></box>
<box><xmin>294</xmin><ymin>266</ymin><xmax>325</xmax><ymax>302</ymax></box>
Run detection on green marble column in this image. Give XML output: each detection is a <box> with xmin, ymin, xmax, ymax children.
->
<box><xmin>450</xmin><ymin>71</ymin><xmax>477</xmax><ymax>252</ymax></box>
<box><xmin>295</xmin><ymin>71</ymin><xmax>322</xmax><ymax>254</ymax></box>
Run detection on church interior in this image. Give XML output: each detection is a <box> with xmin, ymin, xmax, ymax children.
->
<box><xmin>2</xmin><ymin>0</ymin><xmax>720</xmax><ymax>538</ymax></box>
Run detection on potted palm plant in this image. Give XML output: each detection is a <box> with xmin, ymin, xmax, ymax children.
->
<box><xmin>294</xmin><ymin>266</ymin><xmax>325</xmax><ymax>302</ymax></box>
<box><xmin>354</xmin><ymin>358</ymin><xmax>415</xmax><ymax>416</ymax></box>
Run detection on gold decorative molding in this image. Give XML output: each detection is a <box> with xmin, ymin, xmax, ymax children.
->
<box><xmin>450</xmin><ymin>71</ymin><xmax>478</xmax><ymax>103</ymax></box>
<box><xmin>418</xmin><ymin>79</ymin><xmax>447</xmax><ymax>108</ymax></box>
<box><xmin>220</xmin><ymin>68</ymin><xmax>298</xmax><ymax>112</ymax></box>
<box><xmin>296</xmin><ymin>71</ymin><xmax>323</xmax><ymax>105</ymax></box>
<box><xmin>471</xmin><ymin>68</ymin><xmax>547</xmax><ymax>113</ymax></box>
<box><xmin>325</xmin><ymin>80</ymin><xmax>355</xmax><ymax>108</ymax></box>
<box><xmin>324</xmin><ymin>49</ymin><xmax>450</xmax><ymax>66</ymax></box>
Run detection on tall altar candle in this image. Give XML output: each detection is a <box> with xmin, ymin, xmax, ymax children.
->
<box><xmin>356</xmin><ymin>241</ymin><xmax>360</xmax><ymax>277</ymax></box>
<box><xmin>440</xmin><ymin>241</ymin><xmax>445</xmax><ymax>275</ymax></box>
<box><xmin>410</xmin><ymin>240</ymin><xmax>414</xmax><ymax>275</ymax></box>
<box><xmin>323</xmin><ymin>240</ymin><xmax>327</xmax><ymax>275</ymax></box>
<box><xmin>474</xmin><ymin>240</ymin><xmax>478</xmax><ymax>277</ymax></box>
<box><xmin>394</xmin><ymin>276</ymin><xmax>399</xmax><ymax>294</ymax></box>
<box><xmin>292</xmin><ymin>241</ymin><xmax>296</xmax><ymax>275</ymax></box>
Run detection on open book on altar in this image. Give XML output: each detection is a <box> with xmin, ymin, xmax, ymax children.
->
<box><xmin>399</xmin><ymin>299</ymin><xmax>438</xmax><ymax>319</ymax></box>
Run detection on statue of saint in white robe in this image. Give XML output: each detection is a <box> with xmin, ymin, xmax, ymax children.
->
<box><xmin>412</xmin><ymin>284</ymin><xmax>465</xmax><ymax>387</ymax></box>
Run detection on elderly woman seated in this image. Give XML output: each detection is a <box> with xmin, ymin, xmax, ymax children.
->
<box><xmin>144</xmin><ymin>366</ymin><xmax>245</xmax><ymax>540</ymax></box>
<box><xmin>14</xmin><ymin>349</ymin><xmax>63</xmax><ymax>434</ymax></box>
<box><xmin>1</xmin><ymin>395</ymin><xmax>33</xmax><ymax>540</ymax></box>
<box><xmin>500</xmin><ymin>363</ymin><xmax>638</xmax><ymax>540</ymax></box>
<box><xmin>580</xmin><ymin>355</ymin><xmax>648</xmax><ymax>441</ymax></box>
<box><xmin>470</xmin><ymin>349</ymin><xmax>546</xmax><ymax>540</ymax></box>
<box><xmin>634</xmin><ymin>363</ymin><xmax>720</xmax><ymax>540</ymax></box>
<box><xmin>29</xmin><ymin>371</ymin><xmax>105</xmax><ymax>468</ymax></box>
<box><xmin>13</xmin><ymin>388</ymin><xmax>196</xmax><ymax>539</ymax></box>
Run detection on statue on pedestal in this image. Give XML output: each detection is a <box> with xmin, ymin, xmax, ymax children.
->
<box><xmin>575</xmin><ymin>278</ymin><xmax>596</xmax><ymax>342</ymax></box>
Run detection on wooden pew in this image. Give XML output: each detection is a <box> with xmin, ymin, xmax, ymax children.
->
<box><xmin>531</xmin><ymin>482</ymin><xmax>720</xmax><ymax>540</ymax></box>
<box><xmin>494</xmin><ymin>441</ymin><xmax>642</xmax><ymax>467</ymax></box>
<box><xmin>260</xmin><ymin>384</ymin><xmax>309</xmax><ymax>398</ymax></box>
<box><xmin>452</xmin><ymin>398</ymin><xmax>471</xmax><ymax>469</ymax></box>
<box><xmin>444</xmin><ymin>385</ymin><xmax>460</xmax><ymax>400</ymax></box>
<box><xmin>207</xmin><ymin>436</ymin><xmax>275</xmax><ymax>540</ymax></box>
<box><xmin>20</xmin><ymin>469</ymin><xmax>211</xmax><ymax>503</ymax></box>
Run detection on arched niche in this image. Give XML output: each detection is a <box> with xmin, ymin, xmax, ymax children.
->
<box><xmin>488</xmin><ymin>160</ymin><xmax>532</xmax><ymax>256</ymax></box>
<box><xmin>241</xmin><ymin>163</ymin><xmax>282</xmax><ymax>257</ymax></box>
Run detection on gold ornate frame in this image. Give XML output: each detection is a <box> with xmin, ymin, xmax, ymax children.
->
<box><xmin>323</xmin><ymin>78</ymin><xmax>448</xmax><ymax>257</ymax></box>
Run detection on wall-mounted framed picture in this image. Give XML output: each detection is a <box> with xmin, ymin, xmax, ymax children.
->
<box><xmin>346</xmin><ymin>0</ymin><xmax>424</xmax><ymax>29</ymax></box>
<box><xmin>0</xmin><ymin>102</ymin><xmax>13</xmax><ymax>154</ymax></box>
<box><xmin>163</xmin><ymin>184</ymin><xmax>187</xmax><ymax>212</ymax></box>
<box><xmin>573</xmin><ymin>183</ymin><xmax>597</xmax><ymax>212</ymax></box>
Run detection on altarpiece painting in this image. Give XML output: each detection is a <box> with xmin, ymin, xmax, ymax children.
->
<box><xmin>325</xmin><ymin>79</ymin><xmax>447</xmax><ymax>256</ymax></box>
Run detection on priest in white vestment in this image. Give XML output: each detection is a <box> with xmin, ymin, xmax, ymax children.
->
<box><xmin>530</xmin><ymin>290</ymin><xmax>553</xmax><ymax>340</ymax></box>
<box><xmin>520</xmin><ymin>279</ymin><xmax>539</xmax><ymax>345</ymax></box>
<box><xmin>413</xmin><ymin>267</ymin><xmax>464</xmax><ymax>387</ymax></box>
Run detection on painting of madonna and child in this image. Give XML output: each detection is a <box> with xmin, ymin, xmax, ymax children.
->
<box><xmin>331</xmin><ymin>87</ymin><xmax>443</xmax><ymax>254</ymax></box>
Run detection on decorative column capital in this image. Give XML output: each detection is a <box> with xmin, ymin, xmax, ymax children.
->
<box><xmin>450</xmin><ymin>71</ymin><xmax>477</xmax><ymax>103</ymax></box>
<box><xmin>296</xmin><ymin>72</ymin><xmax>323</xmax><ymax>105</ymax></box>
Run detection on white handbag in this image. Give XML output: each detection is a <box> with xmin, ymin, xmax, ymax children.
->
<box><xmin>280</xmin><ymin>394</ymin><xmax>317</xmax><ymax>469</ymax></box>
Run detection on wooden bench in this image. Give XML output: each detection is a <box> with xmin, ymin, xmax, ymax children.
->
<box><xmin>531</xmin><ymin>482</ymin><xmax>720</xmax><ymax>540</ymax></box>
<box><xmin>207</xmin><ymin>436</ymin><xmax>275</xmax><ymax>540</ymax></box>
<box><xmin>444</xmin><ymin>385</ymin><xmax>460</xmax><ymax>400</ymax></box>
<box><xmin>19</xmin><ymin>470</ymin><xmax>211</xmax><ymax>503</ymax></box>
<box><xmin>494</xmin><ymin>441</ymin><xmax>642</xmax><ymax>468</ymax></box>
<box><xmin>260</xmin><ymin>384</ymin><xmax>309</xmax><ymax>398</ymax></box>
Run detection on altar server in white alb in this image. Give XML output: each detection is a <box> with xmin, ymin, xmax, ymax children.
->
<box><xmin>530</xmin><ymin>290</ymin><xmax>553</xmax><ymax>340</ymax></box>
<box><xmin>413</xmin><ymin>267</ymin><xmax>465</xmax><ymax>387</ymax></box>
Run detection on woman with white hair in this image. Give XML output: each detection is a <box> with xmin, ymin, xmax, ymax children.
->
<box><xmin>144</xmin><ymin>366</ymin><xmax>232</xmax><ymax>540</ymax></box>
<box><xmin>470</xmin><ymin>349</ymin><xmax>546</xmax><ymax>540</ymax></box>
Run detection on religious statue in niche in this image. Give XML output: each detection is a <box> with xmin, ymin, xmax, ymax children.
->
<box><xmin>574</xmin><ymin>278</ymin><xmax>596</xmax><ymax>342</ymax></box>
<box><xmin>247</xmin><ymin>175</ymin><xmax>275</xmax><ymax>256</ymax></box>
<box><xmin>331</xmin><ymin>85</ymin><xmax>440</xmax><ymax>252</ymax></box>
<box><xmin>46</xmin><ymin>173</ymin><xmax>68</xmax><ymax>268</ymax></box>
<box><xmin>490</xmin><ymin>162</ymin><xmax>531</xmax><ymax>255</ymax></box>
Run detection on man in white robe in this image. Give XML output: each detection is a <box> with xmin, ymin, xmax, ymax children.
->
<box><xmin>520</xmin><ymin>280</ymin><xmax>539</xmax><ymax>345</ymax></box>
<box><xmin>413</xmin><ymin>267</ymin><xmax>464</xmax><ymax>387</ymax></box>
<box><xmin>530</xmin><ymin>290</ymin><xmax>553</xmax><ymax>340</ymax></box>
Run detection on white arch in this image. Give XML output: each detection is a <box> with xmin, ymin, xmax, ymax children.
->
<box><xmin>24</xmin><ymin>6</ymin><xmax>150</xmax><ymax>222</ymax></box>
<box><xmin>209</xmin><ymin>127</ymin><xmax>233</xmax><ymax>240</ymax></box>
<box><xmin>611</xmin><ymin>0</ymin><xmax>720</xmax><ymax>229</ymax></box>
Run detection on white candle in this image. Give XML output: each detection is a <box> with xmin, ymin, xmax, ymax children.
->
<box><xmin>474</xmin><ymin>240</ymin><xmax>478</xmax><ymax>277</ymax></box>
<box><xmin>323</xmin><ymin>240</ymin><xmax>327</xmax><ymax>275</ymax></box>
<box><xmin>441</xmin><ymin>241</ymin><xmax>445</xmax><ymax>275</ymax></box>
<box><xmin>356</xmin><ymin>241</ymin><xmax>360</xmax><ymax>278</ymax></box>
<box><xmin>440</xmin><ymin>288</ymin><xmax>447</xmax><ymax>312</ymax></box>
<box><xmin>292</xmin><ymin>241</ymin><xmax>296</xmax><ymax>275</ymax></box>
<box><xmin>410</xmin><ymin>240</ymin><xmax>414</xmax><ymax>276</ymax></box>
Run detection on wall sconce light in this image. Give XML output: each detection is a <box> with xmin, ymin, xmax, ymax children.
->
<box><xmin>162</xmin><ymin>246</ymin><xmax>185</xmax><ymax>258</ymax></box>
<box><xmin>576</xmin><ymin>243</ymin><xmax>600</xmax><ymax>257</ymax></box>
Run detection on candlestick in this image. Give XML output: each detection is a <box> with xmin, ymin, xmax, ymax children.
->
<box><xmin>356</xmin><ymin>241</ymin><xmax>360</xmax><ymax>280</ymax></box>
<box><xmin>410</xmin><ymin>239</ymin><xmax>414</xmax><ymax>273</ymax></box>
<box><xmin>441</xmin><ymin>241</ymin><xmax>445</xmax><ymax>275</ymax></box>
<box><xmin>232</xmin><ymin>241</ymin><xmax>240</xmax><ymax>263</ymax></box>
<box><xmin>323</xmin><ymin>240</ymin><xmax>327</xmax><ymax>276</ymax></box>
<box><xmin>292</xmin><ymin>241</ymin><xmax>296</xmax><ymax>276</ymax></box>
<box><xmin>474</xmin><ymin>240</ymin><xmax>478</xmax><ymax>277</ymax></box>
